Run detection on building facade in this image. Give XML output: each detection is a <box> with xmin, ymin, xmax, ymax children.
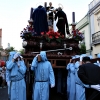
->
<box><xmin>0</xmin><ymin>28</ymin><xmax>8</xmax><ymax>61</ymax></box>
<box><xmin>89</xmin><ymin>0</ymin><xmax>100</xmax><ymax>57</ymax></box>
<box><xmin>0</xmin><ymin>29</ymin><xmax>2</xmax><ymax>48</ymax></box>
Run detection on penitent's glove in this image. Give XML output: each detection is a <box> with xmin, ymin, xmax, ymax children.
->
<box><xmin>20</xmin><ymin>56</ymin><xmax>23</xmax><ymax>59</ymax></box>
<box><xmin>36</xmin><ymin>54</ymin><xmax>40</xmax><ymax>58</ymax></box>
<box><xmin>13</xmin><ymin>52</ymin><xmax>21</xmax><ymax>59</ymax></box>
<box><xmin>80</xmin><ymin>56</ymin><xmax>83</xmax><ymax>62</ymax></box>
<box><xmin>51</xmin><ymin>84</ymin><xmax>55</xmax><ymax>88</ymax></box>
<box><xmin>7</xmin><ymin>81</ymin><xmax>11</xmax><ymax>87</ymax></box>
<box><xmin>90</xmin><ymin>85</ymin><xmax>100</xmax><ymax>91</ymax></box>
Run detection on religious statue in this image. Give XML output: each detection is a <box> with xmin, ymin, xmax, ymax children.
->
<box><xmin>46</xmin><ymin>2</ymin><xmax>55</xmax><ymax>25</ymax></box>
<box><xmin>31</xmin><ymin>5</ymin><xmax>48</xmax><ymax>36</ymax></box>
<box><xmin>55</xmin><ymin>7</ymin><xmax>70</xmax><ymax>36</ymax></box>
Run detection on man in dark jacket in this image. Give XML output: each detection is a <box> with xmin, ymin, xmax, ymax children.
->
<box><xmin>78</xmin><ymin>56</ymin><xmax>100</xmax><ymax>100</ymax></box>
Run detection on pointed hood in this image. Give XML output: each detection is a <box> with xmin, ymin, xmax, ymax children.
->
<box><xmin>8</xmin><ymin>51</ymin><xmax>17</xmax><ymax>61</ymax></box>
<box><xmin>40</xmin><ymin>51</ymin><xmax>48</xmax><ymax>61</ymax></box>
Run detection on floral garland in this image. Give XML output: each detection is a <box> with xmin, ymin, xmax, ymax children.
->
<box><xmin>20</xmin><ymin>25</ymin><xmax>84</xmax><ymax>43</ymax></box>
<box><xmin>41</xmin><ymin>30</ymin><xmax>64</xmax><ymax>42</ymax></box>
<box><xmin>20</xmin><ymin>25</ymin><xmax>37</xmax><ymax>39</ymax></box>
<box><xmin>72</xmin><ymin>29</ymin><xmax>84</xmax><ymax>41</ymax></box>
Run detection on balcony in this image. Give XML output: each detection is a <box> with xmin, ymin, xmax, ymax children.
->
<box><xmin>92</xmin><ymin>31</ymin><xmax>100</xmax><ymax>45</ymax></box>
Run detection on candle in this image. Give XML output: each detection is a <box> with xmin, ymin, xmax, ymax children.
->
<box><xmin>44</xmin><ymin>2</ymin><xmax>47</xmax><ymax>8</ymax></box>
<box><xmin>64</xmin><ymin>43</ymin><xmax>66</xmax><ymax>49</ymax></box>
<box><xmin>30</xmin><ymin>8</ymin><xmax>33</xmax><ymax>19</ymax></box>
<box><xmin>72</xmin><ymin>12</ymin><xmax>75</xmax><ymax>23</ymax></box>
<box><xmin>40</xmin><ymin>42</ymin><xmax>43</xmax><ymax>50</ymax></box>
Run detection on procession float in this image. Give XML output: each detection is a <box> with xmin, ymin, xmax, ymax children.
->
<box><xmin>20</xmin><ymin>2</ymin><xmax>84</xmax><ymax>100</ymax></box>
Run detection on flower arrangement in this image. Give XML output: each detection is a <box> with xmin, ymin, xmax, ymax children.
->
<box><xmin>72</xmin><ymin>29</ymin><xmax>84</xmax><ymax>41</ymax></box>
<box><xmin>20</xmin><ymin>25</ymin><xmax>37</xmax><ymax>40</ymax></box>
<box><xmin>41</xmin><ymin>30</ymin><xmax>64</xmax><ymax>42</ymax></box>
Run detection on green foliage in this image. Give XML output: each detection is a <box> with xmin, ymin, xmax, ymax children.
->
<box><xmin>19</xmin><ymin>49</ymin><xmax>25</xmax><ymax>54</ymax></box>
<box><xmin>0</xmin><ymin>48</ymin><xmax>3</xmax><ymax>51</ymax></box>
<box><xmin>5</xmin><ymin>46</ymin><xmax>17</xmax><ymax>55</ymax></box>
<box><xmin>80</xmin><ymin>43</ymin><xmax>86</xmax><ymax>54</ymax></box>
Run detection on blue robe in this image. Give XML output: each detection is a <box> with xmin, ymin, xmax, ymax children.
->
<box><xmin>75</xmin><ymin>61</ymin><xmax>86</xmax><ymax>100</ymax></box>
<box><xmin>6</xmin><ymin>68</ymin><xmax>11</xmax><ymax>98</ymax></box>
<box><xmin>0</xmin><ymin>67</ymin><xmax>2</xmax><ymax>71</ymax></box>
<box><xmin>67</xmin><ymin>63</ymin><xmax>76</xmax><ymax>100</ymax></box>
<box><xmin>66</xmin><ymin>63</ymin><xmax>71</xmax><ymax>98</ymax></box>
<box><xmin>6</xmin><ymin>51</ymin><xmax>17</xmax><ymax>99</ymax></box>
<box><xmin>6</xmin><ymin>52</ymin><xmax>26</xmax><ymax>100</ymax></box>
<box><xmin>31</xmin><ymin>51</ymin><xmax>55</xmax><ymax>100</ymax></box>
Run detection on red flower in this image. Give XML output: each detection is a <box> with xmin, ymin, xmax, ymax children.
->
<box><xmin>61</xmin><ymin>35</ymin><xmax>64</xmax><ymax>38</ymax></box>
<box><xmin>41</xmin><ymin>32</ymin><xmax>44</xmax><ymax>35</ymax></box>
<box><xmin>47</xmin><ymin>31</ymin><xmax>51</xmax><ymax>35</ymax></box>
<box><xmin>72</xmin><ymin>29</ymin><xmax>84</xmax><ymax>41</ymax></box>
<box><xmin>78</xmin><ymin>32</ymin><xmax>81</xmax><ymax>34</ymax></box>
<box><xmin>49</xmin><ymin>36</ymin><xmax>53</xmax><ymax>39</ymax></box>
<box><xmin>55</xmin><ymin>35</ymin><xmax>59</xmax><ymax>38</ymax></box>
<box><xmin>41</xmin><ymin>30</ymin><xmax>63</xmax><ymax>42</ymax></box>
<box><xmin>72</xmin><ymin>30</ymin><xmax>76</xmax><ymax>36</ymax></box>
<box><xmin>46</xmin><ymin>32</ymin><xmax>49</xmax><ymax>36</ymax></box>
<box><xmin>29</xmin><ymin>27</ymin><xmax>33</xmax><ymax>31</ymax></box>
<box><xmin>49</xmin><ymin>31</ymin><xmax>54</xmax><ymax>35</ymax></box>
<box><xmin>54</xmin><ymin>32</ymin><xmax>60</xmax><ymax>36</ymax></box>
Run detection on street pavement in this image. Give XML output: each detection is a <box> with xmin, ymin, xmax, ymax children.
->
<box><xmin>0</xmin><ymin>87</ymin><xmax>8</xmax><ymax>100</ymax></box>
<box><xmin>0</xmin><ymin>87</ymin><xmax>67</xmax><ymax>100</ymax></box>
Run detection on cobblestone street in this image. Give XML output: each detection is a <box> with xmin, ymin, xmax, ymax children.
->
<box><xmin>0</xmin><ymin>87</ymin><xmax>8</xmax><ymax>100</ymax></box>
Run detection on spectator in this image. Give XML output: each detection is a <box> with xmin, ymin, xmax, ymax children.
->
<box><xmin>78</xmin><ymin>56</ymin><xmax>100</xmax><ymax>100</ymax></box>
<box><xmin>1</xmin><ymin>66</ymin><xmax>6</xmax><ymax>88</ymax></box>
<box><xmin>0</xmin><ymin>67</ymin><xmax>3</xmax><ymax>89</ymax></box>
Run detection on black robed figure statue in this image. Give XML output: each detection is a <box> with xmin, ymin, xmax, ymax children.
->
<box><xmin>55</xmin><ymin>7</ymin><xmax>70</xmax><ymax>36</ymax></box>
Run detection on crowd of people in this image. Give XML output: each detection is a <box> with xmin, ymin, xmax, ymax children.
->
<box><xmin>1</xmin><ymin>50</ymin><xmax>100</xmax><ymax>100</ymax></box>
<box><xmin>67</xmin><ymin>54</ymin><xmax>100</xmax><ymax>100</ymax></box>
<box><xmin>1</xmin><ymin>51</ymin><xmax>55</xmax><ymax>100</ymax></box>
<box><xmin>0</xmin><ymin>66</ymin><xmax>6</xmax><ymax>89</ymax></box>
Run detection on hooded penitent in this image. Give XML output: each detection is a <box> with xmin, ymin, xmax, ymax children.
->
<box><xmin>6</xmin><ymin>51</ymin><xmax>17</xmax><ymax>99</ymax></box>
<box><xmin>31</xmin><ymin>51</ymin><xmax>55</xmax><ymax>100</ymax></box>
<box><xmin>6</xmin><ymin>51</ymin><xmax>26</xmax><ymax>100</ymax></box>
